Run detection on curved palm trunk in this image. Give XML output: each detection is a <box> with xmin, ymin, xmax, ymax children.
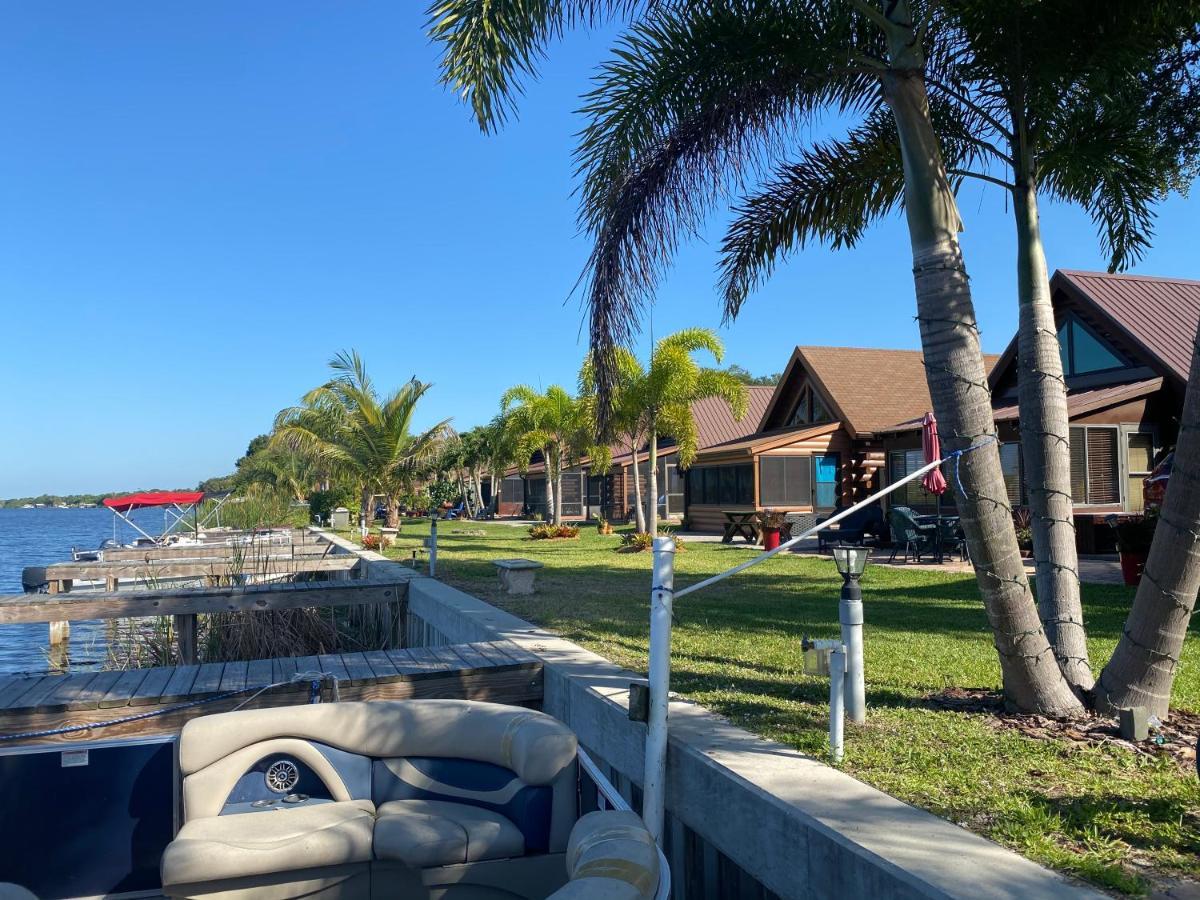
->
<box><xmin>879</xmin><ymin>5</ymin><xmax>1082</xmax><ymax>716</ymax></box>
<box><xmin>630</xmin><ymin>438</ymin><xmax>647</xmax><ymax>531</ymax></box>
<box><xmin>1013</xmin><ymin>176</ymin><xmax>1092</xmax><ymax>692</ymax></box>
<box><xmin>360</xmin><ymin>486</ymin><xmax>372</xmax><ymax>533</ymax></box>
<box><xmin>1097</xmin><ymin>322</ymin><xmax>1200</xmax><ymax>719</ymax></box>
<box><xmin>553</xmin><ymin>449</ymin><xmax>565</xmax><ymax>525</ymax></box>
<box><xmin>647</xmin><ymin>427</ymin><xmax>660</xmax><ymax>536</ymax></box>
<box><xmin>386</xmin><ymin>493</ymin><xmax>401</xmax><ymax>529</ymax></box>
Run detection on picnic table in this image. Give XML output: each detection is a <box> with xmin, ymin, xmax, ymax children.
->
<box><xmin>721</xmin><ymin>510</ymin><xmax>760</xmax><ymax>544</ymax></box>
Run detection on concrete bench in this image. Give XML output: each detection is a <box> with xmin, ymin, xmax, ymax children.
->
<box><xmin>493</xmin><ymin>559</ymin><xmax>544</xmax><ymax>595</ymax></box>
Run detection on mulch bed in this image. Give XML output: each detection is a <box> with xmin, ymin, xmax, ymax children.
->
<box><xmin>925</xmin><ymin>687</ymin><xmax>1200</xmax><ymax>772</ymax></box>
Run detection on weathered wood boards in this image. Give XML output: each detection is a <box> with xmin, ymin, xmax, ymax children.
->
<box><xmin>42</xmin><ymin>555</ymin><xmax>359</xmax><ymax>584</ymax></box>
<box><xmin>0</xmin><ymin>577</ymin><xmax>411</xmax><ymax>624</ymax></box>
<box><xmin>0</xmin><ymin>640</ymin><xmax>543</xmax><ymax>744</ymax></box>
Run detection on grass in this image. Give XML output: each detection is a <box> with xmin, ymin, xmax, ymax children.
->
<box><xmin>359</xmin><ymin>519</ymin><xmax>1199</xmax><ymax>894</ymax></box>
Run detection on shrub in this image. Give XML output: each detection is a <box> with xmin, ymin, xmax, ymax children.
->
<box><xmin>528</xmin><ymin>524</ymin><xmax>580</xmax><ymax>540</ymax></box>
<box><xmin>362</xmin><ymin>534</ymin><xmax>392</xmax><ymax>551</ymax></box>
<box><xmin>618</xmin><ymin>531</ymin><xmax>654</xmax><ymax>552</ymax></box>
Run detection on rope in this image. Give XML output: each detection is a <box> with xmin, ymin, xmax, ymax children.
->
<box><xmin>0</xmin><ymin>670</ymin><xmax>341</xmax><ymax>744</ymax></box>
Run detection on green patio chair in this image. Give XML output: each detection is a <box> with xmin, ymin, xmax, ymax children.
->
<box><xmin>887</xmin><ymin>506</ymin><xmax>937</xmax><ymax>563</ymax></box>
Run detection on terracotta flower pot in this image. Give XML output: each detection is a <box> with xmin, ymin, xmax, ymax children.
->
<box><xmin>1119</xmin><ymin>551</ymin><xmax>1147</xmax><ymax>587</ymax></box>
<box><xmin>762</xmin><ymin>527</ymin><xmax>781</xmax><ymax>551</ymax></box>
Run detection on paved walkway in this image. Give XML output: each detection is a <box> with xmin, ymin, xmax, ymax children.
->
<box><xmin>672</xmin><ymin>532</ymin><xmax>1126</xmax><ymax>585</ymax></box>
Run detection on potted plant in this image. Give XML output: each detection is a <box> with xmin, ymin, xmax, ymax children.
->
<box><xmin>1109</xmin><ymin>513</ymin><xmax>1158</xmax><ymax>586</ymax></box>
<box><xmin>1012</xmin><ymin>508</ymin><xmax>1034</xmax><ymax>558</ymax></box>
<box><xmin>756</xmin><ymin>509</ymin><xmax>787</xmax><ymax>551</ymax></box>
<box><xmin>596</xmin><ymin>516</ymin><xmax>613</xmax><ymax>536</ymax></box>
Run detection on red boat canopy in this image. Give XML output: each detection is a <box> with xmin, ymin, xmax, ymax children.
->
<box><xmin>103</xmin><ymin>491</ymin><xmax>206</xmax><ymax>513</ymax></box>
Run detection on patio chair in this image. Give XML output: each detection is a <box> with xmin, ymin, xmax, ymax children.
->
<box><xmin>887</xmin><ymin>506</ymin><xmax>937</xmax><ymax>562</ymax></box>
<box><xmin>817</xmin><ymin>502</ymin><xmax>886</xmax><ymax>551</ymax></box>
<box><xmin>444</xmin><ymin>501</ymin><xmax>467</xmax><ymax>520</ymax></box>
<box><xmin>938</xmin><ymin>519</ymin><xmax>970</xmax><ymax>562</ymax></box>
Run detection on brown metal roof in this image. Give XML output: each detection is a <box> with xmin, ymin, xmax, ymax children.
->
<box><xmin>1054</xmin><ymin>270</ymin><xmax>1200</xmax><ymax>383</ymax></box>
<box><xmin>791</xmin><ymin>346</ymin><xmax>1001</xmax><ymax>437</ymax></box>
<box><xmin>992</xmin><ymin>377</ymin><xmax>1164</xmax><ymax>422</ymax></box>
<box><xmin>697</xmin><ymin>421</ymin><xmax>842</xmax><ymax>457</ymax></box>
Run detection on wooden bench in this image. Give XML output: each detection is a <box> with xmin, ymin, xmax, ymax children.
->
<box><xmin>492</xmin><ymin>559</ymin><xmax>544</xmax><ymax>595</ymax></box>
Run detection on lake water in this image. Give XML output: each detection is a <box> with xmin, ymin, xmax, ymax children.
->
<box><xmin>0</xmin><ymin>506</ymin><xmax>167</xmax><ymax>674</ymax></box>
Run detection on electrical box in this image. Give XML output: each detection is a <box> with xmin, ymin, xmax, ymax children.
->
<box><xmin>803</xmin><ymin>646</ymin><xmax>832</xmax><ymax>677</ymax></box>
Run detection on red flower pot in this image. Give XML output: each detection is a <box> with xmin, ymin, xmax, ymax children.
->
<box><xmin>763</xmin><ymin>527</ymin><xmax>781</xmax><ymax>551</ymax></box>
<box><xmin>1119</xmin><ymin>551</ymin><xmax>1147</xmax><ymax>587</ymax></box>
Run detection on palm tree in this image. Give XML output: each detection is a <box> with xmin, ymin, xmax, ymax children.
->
<box><xmin>501</xmin><ymin>385</ymin><xmax>596</xmax><ymax>524</ymax></box>
<box><xmin>580</xmin><ymin>346</ymin><xmax>651</xmax><ymax>531</ymax></box>
<box><xmin>273</xmin><ymin>351</ymin><xmax>451</xmax><ymax>528</ymax></box>
<box><xmin>429</xmin><ymin>0</ymin><xmax>1086</xmax><ymax>714</ymax></box>
<box><xmin>714</xmin><ymin>3</ymin><xmax>1200</xmax><ymax>694</ymax></box>
<box><xmin>234</xmin><ymin>445</ymin><xmax>317</xmax><ymax>503</ymax></box>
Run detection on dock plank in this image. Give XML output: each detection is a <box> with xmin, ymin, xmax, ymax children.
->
<box><xmin>272</xmin><ymin>656</ymin><xmax>299</xmax><ymax>683</ymax></box>
<box><xmin>447</xmin><ymin>642</ymin><xmax>492</xmax><ymax>671</ymax></box>
<box><xmin>189</xmin><ymin>662</ymin><xmax>226</xmax><ymax>696</ymax></box>
<box><xmin>129</xmin><ymin>666</ymin><xmax>176</xmax><ymax>707</ymax></box>
<box><xmin>219</xmin><ymin>660</ymin><xmax>248</xmax><ymax>693</ymax></box>
<box><xmin>340</xmin><ymin>653</ymin><xmax>375</xmax><ymax>685</ymax></box>
<box><xmin>68</xmin><ymin>670</ymin><xmax>125</xmax><ymax>709</ymax></box>
<box><xmin>99</xmin><ymin>669</ymin><xmax>151</xmax><ymax>709</ymax></box>
<box><xmin>0</xmin><ymin>676</ymin><xmax>44</xmax><ymax>709</ymax></box>
<box><xmin>362</xmin><ymin>650</ymin><xmax>401</xmax><ymax>681</ymax></box>
<box><xmin>8</xmin><ymin>676</ymin><xmax>64</xmax><ymax>712</ymax></box>
<box><xmin>317</xmin><ymin>654</ymin><xmax>350</xmax><ymax>684</ymax></box>
<box><xmin>160</xmin><ymin>665</ymin><xmax>201</xmax><ymax>703</ymax></box>
<box><xmin>385</xmin><ymin>647</ymin><xmax>448</xmax><ymax>677</ymax></box>
<box><xmin>246</xmin><ymin>658</ymin><xmax>274</xmax><ymax>689</ymax></box>
<box><xmin>293</xmin><ymin>656</ymin><xmax>323</xmax><ymax>678</ymax></box>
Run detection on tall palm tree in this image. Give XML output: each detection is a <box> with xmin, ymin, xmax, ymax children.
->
<box><xmin>501</xmin><ymin>385</ymin><xmax>596</xmax><ymax>524</ymax></box>
<box><xmin>273</xmin><ymin>351</ymin><xmax>451</xmax><ymax>528</ymax></box>
<box><xmin>580</xmin><ymin>346</ymin><xmax>651</xmax><ymax>531</ymax></box>
<box><xmin>235</xmin><ymin>445</ymin><xmax>317</xmax><ymax>503</ymax></box>
<box><xmin>719</xmin><ymin>2</ymin><xmax>1200</xmax><ymax>694</ymax></box>
<box><xmin>429</xmin><ymin>0</ymin><xmax>1085</xmax><ymax>714</ymax></box>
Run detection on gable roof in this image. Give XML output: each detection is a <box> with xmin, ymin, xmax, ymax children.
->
<box><xmin>990</xmin><ymin>270</ymin><xmax>1200</xmax><ymax>389</ymax></box>
<box><xmin>761</xmin><ymin>346</ymin><xmax>1000</xmax><ymax>438</ymax></box>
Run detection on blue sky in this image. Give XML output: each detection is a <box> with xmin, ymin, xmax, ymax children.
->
<box><xmin>1</xmin><ymin>3</ymin><xmax>1198</xmax><ymax>497</ymax></box>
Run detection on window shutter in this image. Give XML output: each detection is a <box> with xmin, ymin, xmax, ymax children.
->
<box><xmin>999</xmin><ymin>443</ymin><xmax>1023</xmax><ymax>506</ymax></box>
<box><xmin>1085</xmin><ymin>429</ymin><xmax>1119</xmax><ymax>504</ymax></box>
<box><xmin>1069</xmin><ymin>427</ymin><xmax>1087</xmax><ymax>502</ymax></box>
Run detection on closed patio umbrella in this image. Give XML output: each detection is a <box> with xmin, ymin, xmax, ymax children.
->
<box><xmin>921</xmin><ymin>412</ymin><xmax>949</xmax><ymax>562</ymax></box>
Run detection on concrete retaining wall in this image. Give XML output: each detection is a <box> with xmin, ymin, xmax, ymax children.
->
<box><xmin>313</xmin><ymin>530</ymin><xmax>1099</xmax><ymax>899</ymax></box>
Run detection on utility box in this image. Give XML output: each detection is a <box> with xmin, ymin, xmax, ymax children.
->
<box><xmin>330</xmin><ymin>507</ymin><xmax>350</xmax><ymax>528</ymax></box>
<box><xmin>803</xmin><ymin>646</ymin><xmax>832</xmax><ymax>677</ymax></box>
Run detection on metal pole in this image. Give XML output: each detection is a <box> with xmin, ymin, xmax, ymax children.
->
<box><xmin>429</xmin><ymin>517</ymin><xmax>438</xmax><ymax>578</ymax></box>
<box><xmin>840</xmin><ymin>579</ymin><xmax>865</xmax><ymax>724</ymax></box>
<box><xmin>829</xmin><ymin>646</ymin><xmax>846</xmax><ymax>763</ymax></box>
<box><xmin>643</xmin><ymin>536</ymin><xmax>675</xmax><ymax>845</ymax></box>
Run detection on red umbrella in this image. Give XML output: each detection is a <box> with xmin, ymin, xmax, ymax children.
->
<box><xmin>921</xmin><ymin>412</ymin><xmax>949</xmax><ymax>563</ymax></box>
<box><xmin>920</xmin><ymin>412</ymin><xmax>948</xmax><ymax>494</ymax></box>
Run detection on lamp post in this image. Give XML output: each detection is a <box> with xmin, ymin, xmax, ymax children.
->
<box><xmin>831</xmin><ymin>545</ymin><xmax>868</xmax><ymax>724</ymax></box>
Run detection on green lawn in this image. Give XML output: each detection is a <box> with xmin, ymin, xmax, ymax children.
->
<box><xmin>362</xmin><ymin>520</ymin><xmax>1199</xmax><ymax>894</ymax></box>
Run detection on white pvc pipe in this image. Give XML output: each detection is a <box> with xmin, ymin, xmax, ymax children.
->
<box><xmin>429</xmin><ymin>517</ymin><xmax>438</xmax><ymax>578</ymax></box>
<box><xmin>643</xmin><ymin>536</ymin><xmax>675</xmax><ymax>846</ymax></box>
<box><xmin>840</xmin><ymin>584</ymin><xmax>865</xmax><ymax>724</ymax></box>
<box><xmin>673</xmin><ymin>457</ymin><xmax>944</xmax><ymax>600</ymax></box>
<box><xmin>829</xmin><ymin>646</ymin><xmax>846</xmax><ymax>763</ymax></box>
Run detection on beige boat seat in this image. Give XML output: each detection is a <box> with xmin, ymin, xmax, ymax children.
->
<box><xmin>548</xmin><ymin>811</ymin><xmax>661</xmax><ymax>900</ymax></box>
<box><xmin>0</xmin><ymin>885</ymin><xmax>39</xmax><ymax>900</ymax></box>
<box><xmin>162</xmin><ymin>699</ymin><xmax>579</xmax><ymax>899</ymax></box>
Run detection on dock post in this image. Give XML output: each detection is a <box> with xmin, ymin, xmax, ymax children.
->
<box><xmin>47</xmin><ymin>579</ymin><xmax>71</xmax><ymax>658</ymax></box>
<box><xmin>643</xmin><ymin>536</ymin><xmax>675</xmax><ymax>846</ymax></box>
<box><xmin>175</xmin><ymin>614</ymin><xmax>198</xmax><ymax>665</ymax></box>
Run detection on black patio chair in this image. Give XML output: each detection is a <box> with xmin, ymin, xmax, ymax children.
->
<box><xmin>887</xmin><ymin>506</ymin><xmax>937</xmax><ymax>562</ymax></box>
<box><xmin>937</xmin><ymin>519</ymin><xmax>970</xmax><ymax>562</ymax></box>
<box><xmin>817</xmin><ymin>502</ymin><xmax>886</xmax><ymax>551</ymax></box>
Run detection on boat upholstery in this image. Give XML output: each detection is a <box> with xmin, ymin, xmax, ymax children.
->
<box><xmin>162</xmin><ymin>700</ymin><xmax>579</xmax><ymax>900</ymax></box>
<box><xmin>0</xmin><ymin>885</ymin><xmax>38</xmax><ymax>900</ymax></box>
<box><xmin>547</xmin><ymin>812</ymin><xmax>661</xmax><ymax>900</ymax></box>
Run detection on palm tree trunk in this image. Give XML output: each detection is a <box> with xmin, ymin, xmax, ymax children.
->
<box><xmin>630</xmin><ymin>438</ymin><xmax>647</xmax><ymax>531</ymax></box>
<box><xmin>543</xmin><ymin>448</ymin><xmax>555</xmax><ymax>523</ymax></box>
<box><xmin>647</xmin><ymin>427</ymin><xmax>660</xmax><ymax>536</ymax></box>
<box><xmin>1097</xmin><ymin>321</ymin><xmax>1200</xmax><ymax>719</ymax></box>
<box><xmin>554</xmin><ymin>450</ymin><xmax>565</xmax><ymax>525</ymax></box>
<box><xmin>386</xmin><ymin>493</ymin><xmax>401</xmax><ymax>529</ymax></box>
<box><xmin>878</xmin><ymin>7</ymin><xmax>1083</xmax><ymax>716</ymax></box>
<box><xmin>360</xmin><ymin>486</ymin><xmax>372</xmax><ymax>533</ymax></box>
<box><xmin>1013</xmin><ymin>174</ymin><xmax>1092</xmax><ymax>692</ymax></box>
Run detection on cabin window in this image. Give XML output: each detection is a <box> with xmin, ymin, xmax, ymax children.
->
<box><xmin>999</xmin><ymin>442</ymin><xmax>1025</xmax><ymax>506</ymax></box>
<box><xmin>501</xmin><ymin>475</ymin><xmax>524</xmax><ymax>507</ymax></box>
<box><xmin>1057</xmin><ymin>316</ymin><xmax>1126</xmax><ymax>376</ymax></box>
<box><xmin>525</xmin><ymin>477</ymin><xmax>547</xmax><ymax>516</ymax></box>
<box><xmin>888</xmin><ymin>449</ymin><xmax>956</xmax><ymax>509</ymax></box>
<box><xmin>786</xmin><ymin>383</ymin><xmax>833</xmax><ymax>427</ymax></box>
<box><xmin>1126</xmin><ymin>432</ymin><xmax>1155</xmax><ymax>513</ymax></box>
<box><xmin>560</xmin><ymin>471</ymin><xmax>584</xmax><ymax>518</ymax></box>
<box><xmin>687</xmin><ymin>464</ymin><xmax>753</xmax><ymax>505</ymax></box>
<box><xmin>1070</xmin><ymin>426</ymin><xmax>1120</xmax><ymax>505</ymax></box>
<box><xmin>758</xmin><ymin>454</ymin><xmax>839</xmax><ymax>508</ymax></box>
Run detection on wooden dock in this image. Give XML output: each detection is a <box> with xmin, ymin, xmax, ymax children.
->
<box><xmin>0</xmin><ymin>640</ymin><xmax>543</xmax><ymax>745</ymax></box>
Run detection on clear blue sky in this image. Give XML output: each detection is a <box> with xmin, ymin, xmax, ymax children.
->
<box><xmin>1</xmin><ymin>3</ymin><xmax>1197</xmax><ymax>497</ymax></box>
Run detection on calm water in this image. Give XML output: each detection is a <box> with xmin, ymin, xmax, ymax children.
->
<box><xmin>0</xmin><ymin>506</ymin><xmax>167</xmax><ymax>674</ymax></box>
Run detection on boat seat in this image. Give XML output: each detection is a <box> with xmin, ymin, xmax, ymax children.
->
<box><xmin>161</xmin><ymin>799</ymin><xmax>376</xmax><ymax>888</ymax></box>
<box><xmin>548</xmin><ymin>811</ymin><xmax>661</xmax><ymax>900</ymax></box>
<box><xmin>374</xmin><ymin>799</ymin><xmax>525</xmax><ymax>867</ymax></box>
